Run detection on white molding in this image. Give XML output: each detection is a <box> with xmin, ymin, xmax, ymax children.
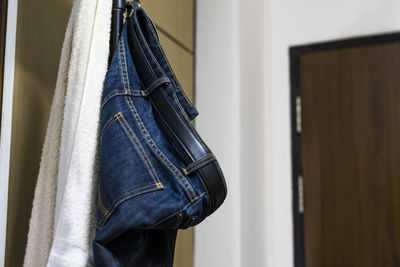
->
<box><xmin>194</xmin><ymin>1</ymin><xmax>241</xmax><ymax>266</ymax></box>
<box><xmin>0</xmin><ymin>0</ymin><xmax>18</xmax><ymax>266</ymax></box>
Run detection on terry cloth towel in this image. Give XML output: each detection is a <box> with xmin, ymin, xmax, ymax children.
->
<box><xmin>23</xmin><ymin>0</ymin><xmax>112</xmax><ymax>266</ymax></box>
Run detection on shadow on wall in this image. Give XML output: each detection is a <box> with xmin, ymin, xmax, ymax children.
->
<box><xmin>6</xmin><ymin>0</ymin><xmax>74</xmax><ymax>266</ymax></box>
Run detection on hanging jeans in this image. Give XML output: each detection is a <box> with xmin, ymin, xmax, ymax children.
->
<box><xmin>92</xmin><ymin>14</ymin><xmax>211</xmax><ymax>266</ymax></box>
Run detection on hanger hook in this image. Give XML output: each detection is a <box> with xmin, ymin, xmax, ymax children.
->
<box><xmin>125</xmin><ymin>0</ymin><xmax>140</xmax><ymax>7</ymax></box>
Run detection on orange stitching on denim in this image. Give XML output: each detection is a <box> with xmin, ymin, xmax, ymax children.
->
<box><xmin>124</xmin><ymin>96</ymin><xmax>196</xmax><ymax>200</ymax></box>
<box><xmin>139</xmin><ymin>25</ymin><xmax>200</xmax><ymax>141</ymax></box>
<box><xmin>119</xmin><ymin>28</ymin><xmax>196</xmax><ymax>200</ymax></box>
<box><xmin>121</xmin><ymin>34</ymin><xmax>132</xmax><ymax>92</ymax></box>
<box><xmin>101</xmin><ymin>89</ymin><xmax>142</xmax><ymax>110</ymax></box>
<box><xmin>99</xmin><ymin>185</ymin><xmax>163</xmax><ymax>227</ymax></box>
<box><xmin>125</xmin><ymin>96</ymin><xmax>196</xmax><ymax>199</ymax></box>
<box><xmin>116</xmin><ymin>113</ymin><xmax>156</xmax><ymax>182</ymax></box>
<box><xmin>106</xmin><ymin>184</ymin><xmax>160</xmax><ymax>212</ymax></box>
<box><xmin>169</xmin><ymin>85</ymin><xmax>201</xmax><ymax>138</ymax></box>
<box><xmin>185</xmin><ymin>154</ymin><xmax>215</xmax><ymax>170</ymax></box>
<box><xmin>116</xmin><ymin>113</ymin><xmax>161</xmax><ymax>185</ymax></box>
<box><xmin>184</xmin><ymin>154</ymin><xmax>216</xmax><ymax>174</ymax></box>
<box><xmin>118</xmin><ymin>36</ymin><xmax>191</xmax><ymax>197</ymax></box>
<box><xmin>139</xmin><ymin>22</ymin><xmax>198</xmax><ymax>133</ymax></box>
<box><xmin>119</xmin><ymin>113</ymin><xmax>161</xmax><ymax>184</ymax></box>
<box><xmin>97</xmin><ymin>183</ymin><xmax>109</xmax><ymax>216</ymax></box>
<box><xmin>118</xmin><ymin>38</ymin><xmax>128</xmax><ymax>93</ymax></box>
<box><xmin>98</xmin><ymin>112</ymin><xmax>166</xmax><ymax>227</ymax></box>
<box><xmin>100</xmin><ymin>115</ymin><xmax>118</xmax><ymax>142</ymax></box>
<box><xmin>147</xmin><ymin>22</ymin><xmax>181</xmax><ymax>91</ymax></box>
<box><xmin>99</xmin><ymin>200</ymin><xmax>109</xmax><ymax>216</ymax></box>
<box><xmin>146</xmin><ymin>192</ymin><xmax>206</xmax><ymax>229</ymax></box>
<box><xmin>138</xmin><ymin>27</ymin><xmax>167</xmax><ymax>77</ymax></box>
<box><xmin>148</xmin><ymin>23</ymin><xmax>194</xmax><ymax>108</ymax></box>
<box><xmin>184</xmin><ymin>156</ymin><xmax>216</xmax><ymax>175</ymax></box>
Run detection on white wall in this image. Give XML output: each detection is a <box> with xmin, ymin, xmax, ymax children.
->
<box><xmin>195</xmin><ymin>1</ymin><xmax>271</xmax><ymax>267</ymax></box>
<box><xmin>194</xmin><ymin>1</ymin><xmax>242</xmax><ymax>266</ymax></box>
<box><xmin>195</xmin><ymin>1</ymin><xmax>400</xmax><ymax>267</ymax></box>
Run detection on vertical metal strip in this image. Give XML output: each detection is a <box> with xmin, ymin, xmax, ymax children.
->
<box><xmin>0</xmin><ymin>0</ymin><xmax>18</xmax><ymax>266</ymax></box>
<box><xmin>290</xmin><ymin>47</ymin><xmax>305</xmax><ymax>267</ymax></box>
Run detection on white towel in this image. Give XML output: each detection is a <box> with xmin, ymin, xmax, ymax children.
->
<box><xmin>23</xmin><ymin>0</ymin><xmax>112</xmax><ymax>266</ymax></box>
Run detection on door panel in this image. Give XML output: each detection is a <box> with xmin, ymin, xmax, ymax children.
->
<box><xmin>141</xmin><ymin>0</ymin><xmax>194</xmax><ymax>51</ymax></box>
<box><xmin>291</xmin><ymin>36</ymin><xmax>400</xmax><ymax>267</ymax></box>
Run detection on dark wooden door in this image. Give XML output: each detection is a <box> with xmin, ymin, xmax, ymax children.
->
<box><xmin>291</xmin><ymin>35</ymin><xmax>400</xmax><ymax>267</ymax></box>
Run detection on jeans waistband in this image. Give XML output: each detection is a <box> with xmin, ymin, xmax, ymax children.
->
<box><xmin>126</xmin><ymin>7</ymin><xmax>174</xmax><ymax>96</ymax></box>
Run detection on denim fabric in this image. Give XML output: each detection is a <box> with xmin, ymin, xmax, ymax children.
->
<box><xmin>92</xmin><ymin>18</ymin><xmax>213</xmax><ymax>266</ymax></box>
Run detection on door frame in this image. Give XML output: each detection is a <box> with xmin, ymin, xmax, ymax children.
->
<box><xmin>0</xmin><ymin>0</ymin><xmax>18</xmax><ymax>266</ymax></box>
<box><xmin>290</xmin><ymin>32</ymin><xmax>400</xmax><ymax>267</ymax></box>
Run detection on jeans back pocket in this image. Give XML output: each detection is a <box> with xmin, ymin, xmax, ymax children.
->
<box><xmin>97</xmin><ymin>110</ymin><xmax>164</xmax><ymax>227</ymax></box>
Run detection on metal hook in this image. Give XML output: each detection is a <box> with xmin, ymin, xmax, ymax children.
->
<box><xmin>109</xmin><ymin>0</ymin><xmax>141</xmax><ymax>66</ymax></box>
<box><xmin>126</xmin><ymin>0</ymin><xmax>140</xmax><ymax>9</ymax></box>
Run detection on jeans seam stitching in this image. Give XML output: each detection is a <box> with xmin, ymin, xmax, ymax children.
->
<box><xmin>169</xmin><ymin>85</ymin><xmax>201</xmax><ymax>138</ymax></box>
<box><xmin>131</xmin><ymin>20</ymin><xmax>158</xmax><ymax>80</ymax></box>
<box><xmin>117</xmin><ymin>42</ymin><xmax>196</xmax><ymax>200</ymax></box>
<box><xmin>118</xmin><ymin>37</ymin><xmax>128</xmax><ymax>94</ymax></box>
<box><xmin>184</xmin><ymin>155</ymin><xmax>216</xmax><ymax>175</ymax></box>
<box><xmin>99</xmin><ymin>115</ymin><xmax>117</xmax><ymax>142</ymax></box>
<box><xmin>118</xmin><ymin>113</ymin><xmax>162</xmax><ymax>185</ymax></box>
<box><xmin>101</xmin><ymin>89</ymin><xmax>142</xmax><ymax>110</ymax></box>
<box><xmin>118</xmin><ymin>46</ymin><xmax>164</xmax><ymax>188</ymax></box>
<box><xmin>145</xmin><ymin>192</ymin><xmax>206</xmax><ymax>229</ymax></box>
<box><xmin>139</xmin><ymin>24</ymin><xmax>201</xmax><ymax>148</ymax></box>
<box><xmin>185</xmin><ymin>154</ymin><xmax>215</xmax><ymax>170</ymax></box>
<box><xmin>187</xmin><ymin>157</ymin><xmax>215</xmax><ymax>173</ymax></box>
<box><xmin>148</xmin><ymin>22</ymin><xmax>195</xmax><ymax>108</ymax></box>
<box><xmin>121</xmin><ymin>34</ymin><xmax>131</xmax><ymax>93</ymax></box>
<box><xmin>97</xmin><ymin>183</ymin><xmax>109</xmax><ymax>217</ymax></box>
<box><xmin>116</xmin><ymin>113</ymin><xmax>162</xmax><ymax>186</ymax></box>
<box><xmin>99</xmin><ymin>184</ymin><xmax>162</xmax><ymax>227</ymax></box>
<box><xmin>124</xmin><ymin>96</ymin><xmax>196</xmax><ymax>201</ymax></box>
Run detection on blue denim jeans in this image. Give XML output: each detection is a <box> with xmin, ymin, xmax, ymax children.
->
<box><xmin>92</xmin><ymin>13</ymin><xmax>215</xmax><ymax>266</ymax></box>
